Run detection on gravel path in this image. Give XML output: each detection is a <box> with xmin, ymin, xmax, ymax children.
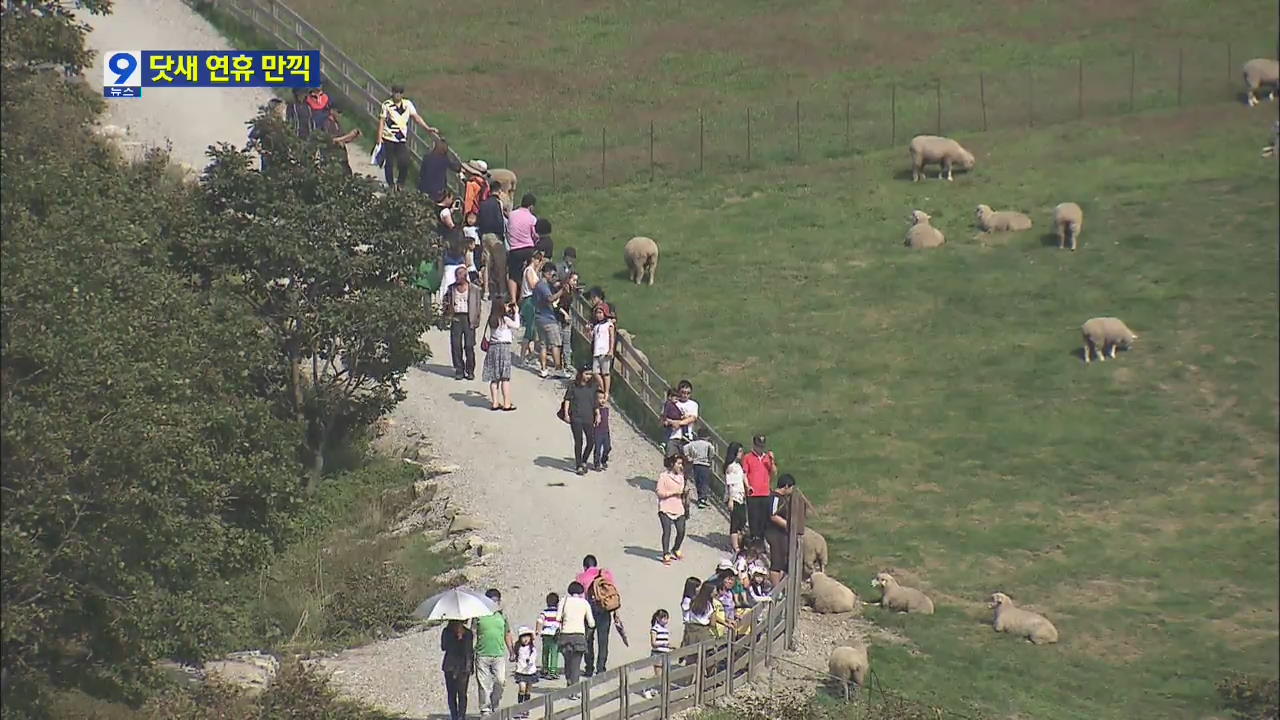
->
<box><xmin>81</xmin><ymin>5</ymin><xmax>729</xmax><ymax>718</ymax></box>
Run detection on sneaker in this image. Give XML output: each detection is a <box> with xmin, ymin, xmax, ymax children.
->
<box><xmin>560</xmin><ymin>368</ymin><xmax>574</xmax><ymax>379</ymax></box>
<box><xmin>465</xmin><ymin>372</ymin><xmax>475</xmax><ymax>380</ymax></box>
<box><xmin>673</xmin><ymin>550</ymin><xmax>684</xmax><ymax>560</ymax></box>
<box><xmin>568</xmin><ymin>693</ymin><xmax>581</xmax><ymax>701</ymax></box>
<box><xmin>576</xmin><ymin>465</ymin><xmax>588</xmax><ymax>476</ymax></box>
<box><xmin>642</xmin><ymin>689</ymin><xmax>657</xmax><ymax>699</ymax></box>
<box><xmin>592</xmin><ymin>463</ymin><xmax>601</xmax><ymax>471</ymax></box>
<box><xmin>538</xmin><ymin>368</ymin><xmax>549</xmax><ymax>379</ymax></box>
<box><xmin>601</xmin><ymin>461</ymin><xmax>609</xmax><ymax>470</ymax></box>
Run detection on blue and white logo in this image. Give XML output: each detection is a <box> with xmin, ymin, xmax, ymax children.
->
<box><xmin>103</xmin><ymin>51</ymin><xmax>141</xmax><ymax>98</ymax></box>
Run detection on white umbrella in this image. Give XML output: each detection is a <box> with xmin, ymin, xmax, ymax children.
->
<box><xmin>412</xmin><ymin>587</ymin><xmax>498</xmax><ymax>622</ymax></box>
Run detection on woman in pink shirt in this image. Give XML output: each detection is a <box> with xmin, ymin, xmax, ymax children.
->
<box><xmin>504</xmin><ymin>192</ymin><xmax>539</xmax><ymax>302</ymax></box>
<box><xmin>655</xmin><ymin>455</ymin><xmax>688</xmax><ymax>566</ymax></box>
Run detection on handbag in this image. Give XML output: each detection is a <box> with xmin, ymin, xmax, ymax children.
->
<box><xmin>480</xmin><ymin>327</ymin><xmax>491</xmax><ymax>353</ymax></box>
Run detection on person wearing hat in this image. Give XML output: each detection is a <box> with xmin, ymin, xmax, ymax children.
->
<box><xmin>462</xmin><ymin>159</ymin><xmax>491</xmax><ymax>217</ymax></box>
<box><xmin>511</xmin><ymin>626</ymin><xmax>539</xmax><ymax>717</ymax></box>
<box><xmin>305</xmin><ymin>84</ymin><xmax>332</xmax><ymax>130</ymax></box>
<box><xmin>377</xmin><ymin>84</ymin><xmax>437</xmax><ymax>189</ymax></box>
<box><xmin>741</xmin><ymin>434</ymin><xmax>777</xmax><ymax>542</ymax></box>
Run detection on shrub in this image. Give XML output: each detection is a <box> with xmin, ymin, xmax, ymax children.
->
<box><xmin>1218</xmin><ymin>674</ymin><xmax>1279</xmax><ymax>720</ymax></box>
<box><xmin>325</xmin><ymin>561</ymin><xmax>413</xmax><ymax>640</ymax></box>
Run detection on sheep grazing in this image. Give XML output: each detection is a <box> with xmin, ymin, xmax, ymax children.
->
<box><xmin>806</xmin><ymin>572</ymin><xmax>860</xmax><ymax>615</ymax></box>
<box><xmin>908</xmin><ymin>134</ymin><xmax>976</xmax><ymax>182</ymax></box>
<box><xmin>1242</xmin><ymin>58</ymin><xmax>1279</xmax><ymax>107</ymax></box>
<box><xmin>870</xmin><ymin>572</ymin><xmax>934</xmax><ymax>615</ymax></box>
<box><xmin>1081</xmin><ymin>316</ymin><xmax>1138</xmax><ymax>364</ymax></box>
<box><xmin>623</xmin><ymin>236</ymin><xmax>659</xmax><ymax>286</ymax></box>
<box><xmin>828</xmin><ymin>643</ymin><xmax>869</xmax><ymax>689</ymax></box>
<box><xmin>802</xmin><ymin>529</ymin><xmax>829</xmax><ymax>579</ymax></box>
<box><xmin>989</xmin><ymin>592</ymin><xmax>1059</xmax><ymax>644</ymax></box>
<box><xmin>1053</xmin><ymin>202</ymin><xmax>1084</xmax><ymax>251</ymax></box>
<box><xmin>616</xmin><ymin>328</ymin><xmax>650</xmax><ymax>366</ymax></box>
<box><xmin>904</xmin><ymin>210</ymin><xmax>945</xmax><ymax>249</ymax></box>
<box><xmin>975</xmin><ymin>204</ymin><xmax>1032</xmax><ymax>232</ymax></box>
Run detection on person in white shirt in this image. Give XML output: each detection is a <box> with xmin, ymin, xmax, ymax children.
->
<box><xmin>663</xmin><ymin>379</ymin><xmax>700</xmax><ymax>458</ymax></box>
<box><xmin>590</xmin><ymin>305</ymin><xmax>616</xmax><ymax>398</ymax></box>
<box><xmin>377</xmin><ymin>84</ymin><xmax>436</xmax><ymax>189</ymax></box>
<box><xmin>556</xmin><ymin>582</ymin><xmax>595</xmax><ymax>695</ymax></box>
<box><xmin>723</xmin><ymin>442</ymin><xmax>748</xmax><ymax>552</ymax></box>
<box><xmin>482</xmin><ymin>301</ymin><xmax>521</xmax><ymax>411</ymax></box>
<box><xmin>511</xmin><ymin>628</ymin><xmax>538</xmax><ymax>718</ymax></box>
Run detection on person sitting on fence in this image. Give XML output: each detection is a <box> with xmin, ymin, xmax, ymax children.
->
<box><xmin>644</xmin><ymin>609</ymin><xmax>671</xmax><ymax>699</ymax></box>
<box><xmin>505</xmin><ymin>193</ymin><xmax>540</xmax><ymax>305</ymax></box>
<box><xmin>766</xmin><ymin>474</ymin><xmax>798</xmax><ymax>587</ymax></box>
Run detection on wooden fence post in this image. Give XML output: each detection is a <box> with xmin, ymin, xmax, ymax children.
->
<box><xmin>844</xmin><ymin>96</ymin><xmax>851</xmax><ymax>150</ymax></box>
<box><xmin>1026</xmin><ymin>69</ymin><xmax>1034</xmax><ymax>127</ymax></box>
<box><xmin>1129</xmin><ymin>49</ymin><xmax>1136</xmax><ymax>112</ymax></box>
<box><xmin>619</xmin><ymin>670</ymin><xmax>630</xmax><ymax>718</ymax></box>
<box><xmin>794</xmin><ymin>99</ymin><xmax>801</xmax><ymax>157</ymax></box>
<box><xmin>935</xmin><ymin>78</ymin><xmax>942</xmax><ymax>135</ymax></box>
<box><xmin>1177</xmin><ymin>48</ymin><xmax>1184</xmax><ymax>106</ymax></box>
<box><xmin>890</xmin><ymin>84</ymin><xmax>896</xmax><ymax>146</ymax></box>
<box><xmin>581</xmin><ymin>680</ymin><xmax>592</xmax><ymax>720</ymax></box>
<box><xmin>726</xmin><ymin>632</ymin><xmax>737</xmax><ymax>696</ymax></box>
<box><xmin>979</xmin><ymin>73</ymin><xmax>988</xmax><ymax>131</ymax></box>
<box><xmin>695</xmin><ymin>644</ymin><xmax>707</xmax><ymax>705</ymax></box>
<box><xmin>649</xmin><ymin>120</ymin><xmax>654</xmax><ymax>183</ymax></box>
<box><xmin>550</xmin><ymin>135</ymin><xmax>556</xmax><ymax>192</ymax></box>
<box><xmin>543</xmin><ymin>693</ymin><xmax>554</xmax><ymax>720</ymax></box>
<box><xmin>698</xmin><ymin>108</ymin><xmax>704</xmax><ymax>173</ymax></box>
<box><xmin>1227</xmin><ymin>41</ymin><xmax>1233</xmax><ymax>92</ymax></box>
<box><xmin>504</xmin><ymin>142</ymin><xmax>509</xmax><ymax>170</ymax></box>
<box><xmin>600</xmin><ymin>126</ymin><xmax>606</xmax><ymax>185</ymax></box>
<box><xmin>659</xmin><ymin>653</ymin><xmax>671</xmax><ymax>720</ymax></box>
<box><xmin>1077</xmin><ymin>58</ymin><xmax>1084</xmax><ymax>119</ymax></box>
<box><xmin>746</xmin><ymin>106</ymin><xmax>752</xmax><ymax>164</ymax></box>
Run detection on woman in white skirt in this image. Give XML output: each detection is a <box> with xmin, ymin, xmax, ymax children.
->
<box><xmin>482</xmin><ymin>300</ymin><xmax>520</xmax><ymax>411</ymax></box>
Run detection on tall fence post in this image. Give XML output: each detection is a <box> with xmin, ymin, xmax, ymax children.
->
<box><xmin>1077</xmin><ymin>58</ymin><xmax>1084</xmax><ymax>119</ymax></box>
<box><xmin>695</xmin><ymin>644</ymin><xmax>707</xmax><ymax>705</ymax></box>
<box><xmin>890</xmin><ymin>84</ymin><xmax>896</xmax><ymax>146</ymax></box>
<box><xmin>844</xmin><ymin>96</ymin><xmax>850</xmax><ymax>150</ymax></box>
<box><xmin>1226</xmin><ymin>41</ymin><xmax>1233</xmax><ymax>94</ymax></box>
<box><xmin>1026</xmin><ymin>69</ymin><xmax>1034</xmax><ymax>127</ymax></box>
<box><xmin>600</xmin><ymin>126</ymin><xmax>606</xmax><ymax>185</ymax></box>
<box><xmin>979</xmin><ymin>73</ymin><xmax>988</xmax><ymax>131</ymax></box>
<box><xmin>659</xmin><ymin>653</ymin><xmax>671</xmax><ymax>719</ymax></box>
<box><xmin>1129</xmin><ymin>49</ymin><xmax>1137</xmax><ymax>111</ymax></box>
<box><xmin>745</xmin><ymin>106</ymin><xmax>752</xmax><ymax>164</ymax></box>
<box><xmin>649</xmin><ymin>120</ymin><xmax>654</xmax><ymax>183</ymax></box>
<box><xmin>698</xmin><ymin>108</ymin><xmax>704</xmax><ymax>173</ymax></box>
<box><xmin>935</xmin><ymin>78</ymin><xmax>942</xmax><ymax>135</ymax></box>
<box><xmin>794</xmin><ymin>99</ymin><xmax>801</xmax><ymax>157</ymax></box>
<box><xmin>504</xmin><ymin>142</ymin><xmax>509</xmax><ymax>171</ymax></box>
<box><xmin>1177</xmin><ymin>48</ymin><xmax>1184</xmax><ymax>106</ymax></box>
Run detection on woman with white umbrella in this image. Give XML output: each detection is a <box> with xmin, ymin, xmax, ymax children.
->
<box><xmin>414</xmin><ymin>587</ymin><xmax>498</xmax><ymax>720</ymax></box>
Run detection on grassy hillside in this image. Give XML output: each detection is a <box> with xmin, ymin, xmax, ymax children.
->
<box><xmin>544</xmin><ymin>103</ymin><xmax>1279</xmax><ymax>719</ymax></box>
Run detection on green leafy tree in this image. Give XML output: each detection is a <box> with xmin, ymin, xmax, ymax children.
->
<box><xmin>0</xmin><ymin>0</ymin><xmax>112</xmax><ymax>73</ymax></box>
<box><xmin>171</xmin><ymin>123</ymin><xmax>438</xmax><ymax>483</ymax></box>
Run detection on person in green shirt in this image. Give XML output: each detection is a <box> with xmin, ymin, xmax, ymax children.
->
<box><xmin>473</xmin><ymin>588</ymin><xmax>514</xmax><ymax>716</ymax></box>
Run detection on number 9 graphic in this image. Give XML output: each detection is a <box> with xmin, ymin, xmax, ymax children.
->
<box><xmin>103</xmin><ymin>51</ymin><xmax>140</xmax><ymax>87</ymax></box>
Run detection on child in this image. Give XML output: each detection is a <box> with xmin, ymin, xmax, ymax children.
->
<box><xmin>463</xmin><ymin>212</ymin><xmax>481</xmax><ymax>277</ymax></box>
<box><xmin>748</xmin><ymin>569</ymin><xmax>774</xmax><ymax>605</ymax></box>
<box><xmin>592</xmin><ymin>390</ymin><xmax>611</xmax><ymax>471</ymax></box>
<box><xmin>512</xmin><ymin>627</ymin><xmax>539</xmax><ymax>718</ymax></box>
<box><xmin>535</xmin><ymin>592</ymin><xmax>561</xmax><ymax>679</ymax></box>
<box><xmin>590</xmin><ymin>303</ymin><xmax>615</xmax><ymax>400</ymax></box>
<box><xmin>644</xmin><ymin>609</ymin><xmax>671</xmax><ymax>699</ymax></box>
<box><xmin>682</xmin><ymin>430</ymin><xmax>714</xmax><ymax>509</ymax></box>
<box><xmin>661</xmin><ymin>388</ymin><xmax>682</xmax><ymax>457</ymax></box>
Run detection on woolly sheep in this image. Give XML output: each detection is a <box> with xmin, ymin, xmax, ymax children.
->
<box><xmin>481</xmin><ymin>233</ymin><xmax>507</xmax><ymax>301</ymax></box>
<box><xmin>616</xmin><ymin>328</ymin><xmax>650</xmax><ymax>366</ymax></box>
<box><xmin>1081</xmin><ymin>316</ymin><xmax>1138</xmax><ymax>363</ymax></box>
<box><xmin>802</xmin><ymin>528</ymin><xmax>829</xmax><ymax>579</ymax></box>
<box><xmin>623</xmin><ymin>236</ymin><xmax>659</xmax><ymax>286</ymax></box>
<box><xmin>488</xmin><ymin>168</ymin><xmax>518</xmax><ymax>212</ymax></box>
<box><xmin>806</xmin><ymin>572</ymin><xmax>860</xmax><ymax>614</ymax></box>
<box><xmin>827</xmin><ymin>643</ymin><xmax>869</xmax><ymax>688</ymax></box>
<box><xmin>1053</xmin><ymin>202</ymin><xmax>1084</xmax><ymax>251</ymax></box>
<box><xmin>904</xmin><ymin>210</ymin><xmax>945</xmax><ymax>249</ymax></box>
<box><xmin>989</xmin><ymin>592</ymin><xmax>1059</xmax><ymax>644</ymax></box>
<box><xmin>975</xmin><ymin>204</ymin><xmax>1032</xmax><ymax>232</ymax></box>
<box><xmin>1242</xmin><ymin>58</ymin><xmax>1279</xmax><ymax>107</ymax></box>
<box><xmin>870</xmin><ymin>572</ymin><xmax>934</xmax><ymax>615</ymax></box>
<box><xmin>908</xmin><ymin>134</ymin><xmax>976</xmax><ymax>182</ymax></box>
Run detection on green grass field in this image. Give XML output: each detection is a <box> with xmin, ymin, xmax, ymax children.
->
<box><xmin>547</xmin><ymin>103</ymin><xmax>1279</xmax><ymax>718</ymax></box>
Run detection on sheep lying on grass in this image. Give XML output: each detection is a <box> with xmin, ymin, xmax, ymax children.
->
<box><xmin>975</xmin><ymin>204</ymin><xmax>1032</xmax><ymax>232</ymax></box>
<box><xmin>870</xmin><ymin>572</ymin><xmax>935</xmax><ymax>615</ymax></box>
<box><xmin>828</xmin><ymin>643</ymin><xmax>869</xmax><ymax>689</ymax></box>
<box><xmin>908</xmin><ymin>135</ymin><xmax>975</xmax><ymax>182</ymax></box>
<box><xmin>989</xmin><ymin>592</ymin><xmax>1059</xmax><ymax>644</ymax></box>
<box><xmin>1242</xmin><ymin>58</ymin><xmax>1279</xmax><ymax>107</ymax></box>
<box><xmin>623</xmin><ymin>236</ymin><xmax>659</xmax><ymax>285</ymax></box>
<box><xmin>904</xmin><ymin>210</ymin><xmax>945</xmax><ymax>249</ymax></box>
<box><xmin>1081</xmin><ymin>316</ymin><xmax>1138</xmax><ymax>363</ymax></box>
<box><xmin>1053</xmin><ymin>202</ymin><xmax>1084</xmax><ymax>251</ymax></box>
<box><xmin>802</xmin><ymin>529</ymin><xmax>829</xmax><ymax>578</ymax></box>
<box><xmin>806</xmin><ymin>572</ymin><xmax>860</xmax><ymax>615</ymax></box>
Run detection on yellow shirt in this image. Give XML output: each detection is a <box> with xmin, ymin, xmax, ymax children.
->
<box><xmin>379</xmin><ymin>98</ymin><xmax>417</xmax><ymax>143</ymax></box>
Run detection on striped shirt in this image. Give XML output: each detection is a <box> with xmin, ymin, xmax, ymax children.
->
<box><xmin>538</xmin><ymin>607</ymin><xmax>560</xmax><ymax>636</ymax></box>
<box><xmin>651</xmin><ymin>623</ymin><xmax>671</xmax><ymax>653</ymax></box>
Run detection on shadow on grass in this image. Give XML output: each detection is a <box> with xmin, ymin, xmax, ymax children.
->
<box><xmin>1039</xmin><ymin>232</ymin><xmax>1064</xmax><ymax>248</ymax></box>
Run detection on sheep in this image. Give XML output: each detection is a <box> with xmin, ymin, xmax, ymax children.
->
<box><xmin>1053</xmin><ymin>202</ymin><xmax>1084</xmax><ymax>251</ymax></box>
<box><xmin>908</xmin><ymin>134</ymin><xmax>976</xmax><ymax>182</ymax></box>
<box><xmin>827</xmin><ymin>643</ymin><xmax>869</xmax><ymax>689</ymax></box>
<box><xmin>1242</xmin><ymin>58</ymin><xmax>1279</xmax><ymax>107</ymax></box>
<box><xmin>1080</xmin><ymin>316</ymin><xmax>1138</xmax><ymax>364</ymax></box>
<box><xmin>806</xmin><ymin>572</ymin><xmax>860</xmax><ymax>615</ymax></box>
<box><xmin>975</xmin><ymin>204</ymin><xmax>1032</xmax><ymax>232</ymax></box>
<box><xmin>92</xmin><ymin>124</ymin><xmax>128</xmax><ymax>141</ymax></box>
<box><xmin>480</xmin><ymin>233</ymin><xmax>507</xmax><ymax>301</ymax></box>
<box><xmin>623</xmin><ymin>236</ymin><xmax>659</xmax><ymax>286</ymax></box>
<box><xmin>989</xmin><ymin>592</ymin><xmax>1059</xmax><ymax>644</ymax></box>
<box><xmin>488</xmin><ymin>168</ymin><xmax>517</xmax><ymax>199</ymax></box>
<box><xmin>870</xmin><ymin>572</ymin><xmax>934</xmax><ymax>615</ymax></box>
<box><xmin>802</xmin><ymin>528</ymin><xmax>828</xmax><ymax>579</ymax></box>
<box><xmin>616</xmin><ymin>328</ymin><xmax>650</xmax><ymax>366</ymax></box>
<box><xmin>903</xmin><ymin>210</ymin><xmax>945</xmax><ymax>249</ymax></box>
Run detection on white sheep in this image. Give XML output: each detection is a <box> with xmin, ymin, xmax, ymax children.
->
<box><xmin>1242</xmin><ymin>58</ymin><xmax>1279</xmax><ymax>107</ymax></box>
<box><xmin>989</xmin><ymin>592</ymin><xmax>1059</xmax><ymax>644</ymax></box>
<box><xmin>908</xmin><ymin>134</ymin><xmax>976</xmax><ymax>182</ymax></box>
<box><xmin>827</xmin><ymin>643</ymin><xmax>869</xmax><ymax>689</ymax></box>
<box><xmin>975</xmin><ymin>204</ymin><xmax>1032</xmax><ymax>232</ymax></box>
<box><xmin>92</xmin><ymin>124</ymin><xmax>128</xmax><ymax>141</ymax></box>
<box><xmin>806</xmin><ymin>572</ymin><xmax>860</xmax><ymax>615</ymax></box>
<box><xmin>623</xmin><ymin>236</ymin><xmax>659</xmax><ymax>285</ymax></box>
<box><xmin>903</xmin><ymin>210</ymin><xmax>945</xmax><ymax>249</ymax></box>
<box><xmin>488</xmin><ymin>167</ymin><xmax>517</xmax><ymax>199</ymax></box>
<box><xmin>802</xmin><ymin>529</ymin><xmax>828</xmax><ymax>579</ymax></box>
<box><xmin>870</xmin><ymin>572</ymin><xmax>935</xmax><ymax>615</ymax></box>
<box><xmin>1080</xmin><ymin>317</ymin><xmax>1138</xmax><ymax>363</ymax></box>
<box><xmin>1053</xmin><ymin>202</ymin><xmax>1084</xmax><ymax>251</ymax></box>
<box><xmin>616</xmin><ymin>328</ymin><xmax>650</xmax><ymax>366</ymax></box>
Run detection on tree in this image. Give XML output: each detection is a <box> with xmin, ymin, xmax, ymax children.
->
<box><xmin>0</xmin><ymin>0</ymin><xmax>112</xmax><ymax>73</ymax></box>
<box><xmin>171</xmin><ymin>123</ymin><xmax>438</xmax><ymax>484</ymax></box>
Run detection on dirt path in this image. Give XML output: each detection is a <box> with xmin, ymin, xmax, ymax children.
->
<box><xmin>81</xmin><ymin>5</ymin><xmax>727</xmax><ymax>718</ymax></box>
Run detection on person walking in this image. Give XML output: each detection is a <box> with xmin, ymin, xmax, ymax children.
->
<box><xmin>560</xmin><ymin>367</ymin><xmax>599</xmax><ymax>475</ymax></box>
<box><xmin>591</xmin><ymin>390</ymin><xmax>611</xmax><ymax>471</ymax></box>
<box><xmin>556</xmin><ymin>581</ymin><xmax>595</xmax><ymax>699</ymax></box>
<box><xmin>512</xmin><ymin>628</ymin><xmax>538</xmax><ymax>718</ymax></box>
<box><xmin>442</xmin><ymin>266</ymin><xmax>481</xmax><ymax>381</ymax></box>
<box><xmin>656</xmin><ymin>454</ymin><xmax>688</xmax><ymax>566</ymax></box>
<box><xmin>590</xmin><ymin>304</ymin><xmax>615</xmax><ymax>399</ymax></box>
<box><xmin>482</xmin><ymin>301</ymin><xmax>520</xmax><ymax>410</ymax></box>
<box><xmin>741</xmin><ymin>434</ymin><xmax>777</xmax><ymax>542</ymax></box>
<box><xmin>418</xmin><ymin>136</ymin><xmax>461</xmax><ymax>202</ymax></box>
<box><xmin>643</xmin><ymin>609</ymin><xmax>671</xmax><ymax>699</ymax></box>
<box><xmin>473</xmin><ymin>589</ymin><xmax>514</xmax><ymax>716</ymax></box>
<box><xmin>505</xmin><ymin>193</ymin><xmax>539</xmax><ymax>302</ymax></box>
<box><xmin>577</xmin><ymin>555</ymin><xmax>620</xmax><ymax>677</ymax></box>
<box><xmin>766</xmin><ymin>474</ymin><xmax>798</xmax><ymax>587</ymax></box>
<box><xmin>440</xmin><ymin>620</ymin><xmax>474</xmax><ymax>720</ymax></box>
<box><xmin>682</xmin><ymin>430</ymin><xmax>714</xmax><ymax>510</ymax></box>
<box><xmin>535</xmin><ymin>592</ymin><xmax>561</xmax><ymax>680</ymax></box>
<box><xmin>723</xmin><ymin>442</ymin><xmax>748</xmax><ymax>553</ymax></box>
<box><xmin>377</xmin><ymin>84</ymin><xmax>437</xmax><ymax>189</ymax></box>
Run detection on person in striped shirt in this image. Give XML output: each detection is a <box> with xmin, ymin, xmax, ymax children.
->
<box><xmin>535</xmin><ymin>592</ymin><xmax>561</xmax><ymax>679</ymax></box>
<box><xmin>644</xmin><ymin>609</ymin><xmax>672</xmax><ymax>699</ymax></box>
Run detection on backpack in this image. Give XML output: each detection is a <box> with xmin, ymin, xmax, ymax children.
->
<box><xmin>589</xmin><ymin>575</ymin><xmax>621</xmax><ymax>612</ymax></box>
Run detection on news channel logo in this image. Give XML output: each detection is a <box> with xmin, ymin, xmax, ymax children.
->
<box><xmin>103</xmin><ymin>50</ymin><xmax>322</xmax><ymax>98</ymax></box>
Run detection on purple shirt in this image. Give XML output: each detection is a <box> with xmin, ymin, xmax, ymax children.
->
<box><xmin>596</xmin><ymin>406</ymin><xmax>610</xmax><ymax>435</ymax></box>
<box><xmin>506</xmin><ymin>207</ymin><xmax>538</xmax><ymax>251</ymax></box>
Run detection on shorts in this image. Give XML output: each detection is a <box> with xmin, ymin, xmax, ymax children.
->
<box><xmin>507</xmin><ymin>247</ymin><xmax>535</xmax><ymax>282</ymax></box>
<box><xmin>514</xmin><ymin>672</ymin><xmax>539</xmax><ymax>685</ymax></box>
<box><xmin>729</xmin><ymin>503</ymin><xmax>748</xmax><ymax>534</ymax></box>
<box><xmin>536</xmin><ymin>321</ymin><xmax>562</xmax><ymax>346</ymax></box>
<box><xmin>664</xmin><ymin>437</ymin><xmax>686</xmax><ymax>458</ymax></box>
<box><xmin>593</xmin><ymin>355</ymin><xmax>613</xmax><ymax>376</ymax></box>
<box><xmin>767</xmin><ymin>533</ymin><xmax>789</xmax><ymax>572</ymax></box>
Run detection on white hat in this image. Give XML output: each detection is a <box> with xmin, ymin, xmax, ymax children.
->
<box><xmin>472</xmin><ymin>159</ymin><xmax>488</xmax><ymax>172</ymax></box>
<box><xmin>516</xmin><ymin>626</ymin><xmax>533</xmax><ymax>637</ymax></box>
<box><xmin>715</xmin><ymin>558</ymin><xmax>734</xmax><ymax>571</ymax></box>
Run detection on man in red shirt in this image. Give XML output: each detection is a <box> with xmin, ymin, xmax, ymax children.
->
<box><xmin>740</xmin><ymin>434</ymin><xmax>777</xmax><ymax>542</ymax></box>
